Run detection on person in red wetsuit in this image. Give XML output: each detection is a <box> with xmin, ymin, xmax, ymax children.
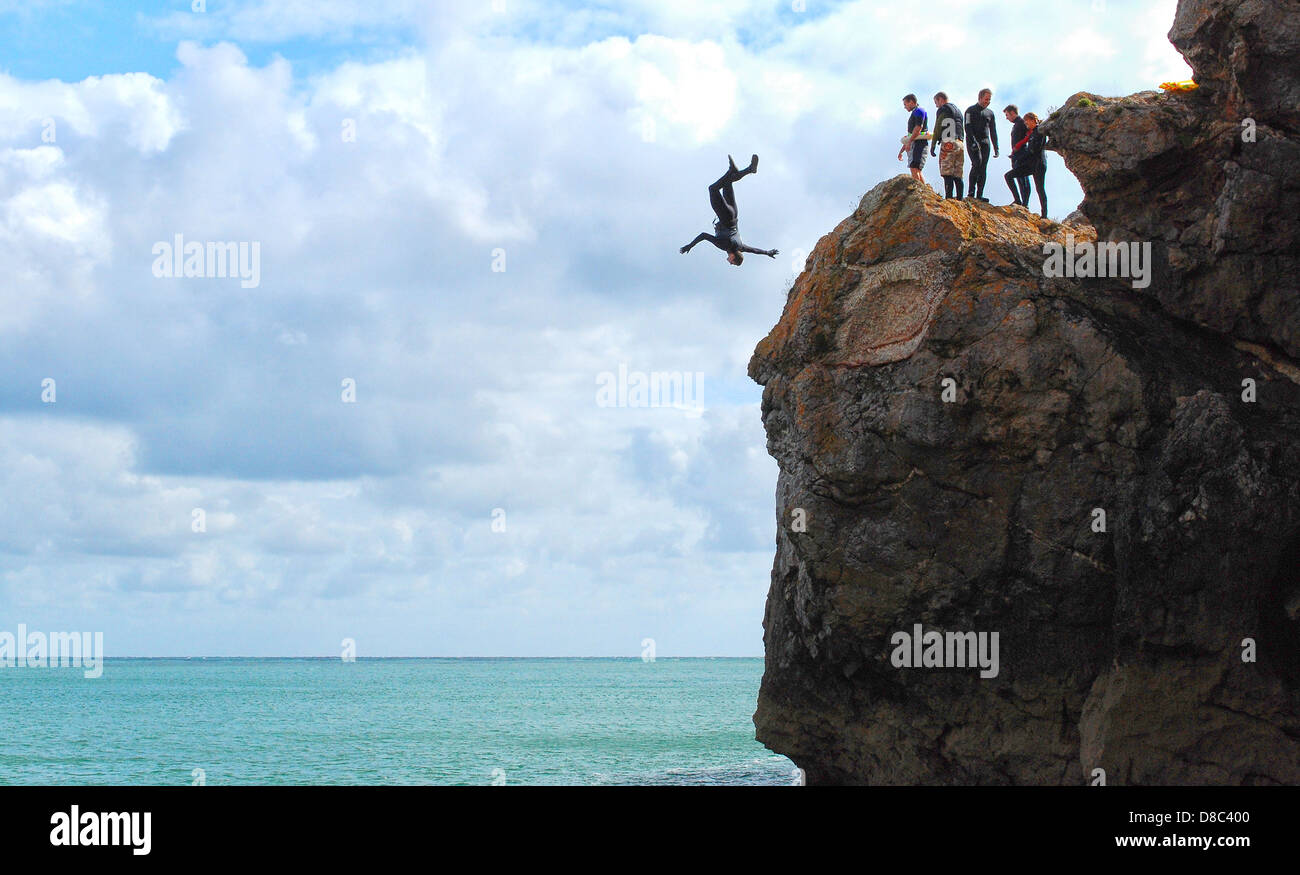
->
<box><xmin>1005</xmin><ymin>112</ymin><xmax>1048</xmax><ymax>217</ymax></box>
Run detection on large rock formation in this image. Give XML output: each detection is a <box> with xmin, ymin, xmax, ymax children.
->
<box><xmin>750</xmin><ymin>0</ymin><xmax>1300</xmax><ymax>784</ymax></box>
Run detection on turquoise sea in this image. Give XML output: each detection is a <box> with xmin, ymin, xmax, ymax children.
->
<box><xmin>0</xmin><ymin>658</ymin><xmax>794</xmax><ymax>785</ymax></box>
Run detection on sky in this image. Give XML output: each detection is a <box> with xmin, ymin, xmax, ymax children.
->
<box><xmin>0</xmin><ymin>0</ymin><xmax>1191</xmax><ymax>656</ymax></box>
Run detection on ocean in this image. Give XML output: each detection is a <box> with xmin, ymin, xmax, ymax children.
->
<box><xmin>0</xmin><ymin>657</ymin><xmax>795</xmax><ymax>786</ymax></box>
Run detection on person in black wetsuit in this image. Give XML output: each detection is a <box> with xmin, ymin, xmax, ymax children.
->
<box><xmin>680</xmin><ymin>154</ymin><xmax>778</xmax><ymax>266</ymax></box>
<box><xmin>1003</xmin><ymin>105</ymin><xmax>1030</xmax><ymax>206</ymax></box>
<box><xmin>963</xmin><ymin>88</ymin><xmax>999</xmax><ymax>201</ymax></box>
<box><xmin>931</xmin><ymin>92</ymin><xmax>964</xmax><ymax>199</ymax></box>
<box><xmin>1005</xmin><ymin>112</ymin><xmax>1048</xmax><ymax>217</ymax></box>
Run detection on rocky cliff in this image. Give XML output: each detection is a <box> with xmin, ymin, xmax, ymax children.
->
<box><xmin>749</xmin><ymin>0</ymin><xmax>1300</xmax><ymax>784</ymax></box>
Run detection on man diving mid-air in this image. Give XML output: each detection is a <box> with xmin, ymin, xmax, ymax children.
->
<box><xmin>680</xmin><ymin>154</ymin><xmax>778</xmax><ymax>266</ymax></box>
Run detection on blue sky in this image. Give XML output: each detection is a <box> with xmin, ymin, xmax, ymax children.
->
<box><xmin>0</xmin><ymin>0</ymin><xmax>1190</xmax><ymax>656</ymax></box>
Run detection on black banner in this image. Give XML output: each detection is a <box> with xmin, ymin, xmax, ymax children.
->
<box><xmin>1</xmin><ymin>786</ymin><xmax>1284</xmax><ymax>862</ymax></box>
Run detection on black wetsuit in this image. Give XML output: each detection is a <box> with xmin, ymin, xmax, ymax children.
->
<box><xmin>963</xmin><ymin>103</ymin><xmax>998</xmax><ymax>199</ymax></box>
<box><xmin>681</xmin><ymin>160</ymin><xmax>777</xmax><ymax>258</ymax></box>
<box><xmin>1005</xmin><ymin>116</ymin><xmax>1030</xmax><ymax>204</ymax></box>
<box><xmin>932</xmin><ymin>102</ymin><xmax>965</xmax><ymax>198</ymax></box>
<box><xmin>1006</xmin><ymin>127</ymin><xmax>1048</xmax><ymax>217</ymax></box>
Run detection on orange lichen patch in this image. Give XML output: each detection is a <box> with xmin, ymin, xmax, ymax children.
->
<box><xmin>947</xmin><ymin>254</ymin><xmax>999</xmax><ymax>290</ymax></box>
<box><xmin>757</xmin><ymin>278</ymin><xmax>810</xmax><ymax>358</ymax></box>
<box><xmin>811</xmin><ymin>417</ymin><xmax>849</xmax><ymax>456</ymax></box>
<box><xmin>750</xmin><ymin>176</ymin><xmax>1100</xmax><ymax>383</ymax></box>
<box><xmin>942</xmin><ymin>284</ymin><xmax>979</xmax><ymax>316</ymax></box>
<box><xmin>789</xmin><ymin>366</ymin><xmax>837</xmax><ymax>433</ymax></box>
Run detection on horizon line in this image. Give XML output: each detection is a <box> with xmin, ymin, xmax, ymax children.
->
<box><xmin>77</xmin><ymin>655</ymin><xmax>765</xmax><ymax>660</ymax></box>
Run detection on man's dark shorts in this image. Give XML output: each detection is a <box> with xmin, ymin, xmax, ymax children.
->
<box><xmin>908</xmin><ymin>140</ymin><xmax>927</xmax><ymax>169</ymax></box>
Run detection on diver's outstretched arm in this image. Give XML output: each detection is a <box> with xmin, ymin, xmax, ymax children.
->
<box><xmin>739</xmin><ymin>244</ymin><xmax>778</xmax><ymax>258</ymax></box>
<box><xmin>681</xmin><ymin>233</ymin><xmax>719</xmax><ymax>254</ymax></box>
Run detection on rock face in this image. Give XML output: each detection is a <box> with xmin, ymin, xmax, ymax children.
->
<box><xmin>749</xmin><ymin>0</ymin><xmax>1300</xmax><ymax>785</ymax></box>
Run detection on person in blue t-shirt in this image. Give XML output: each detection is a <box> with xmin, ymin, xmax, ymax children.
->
<box><xmin>897</xmin><ymin>94</ymin><xmax>929</xmax><ymax>183</ymax></box>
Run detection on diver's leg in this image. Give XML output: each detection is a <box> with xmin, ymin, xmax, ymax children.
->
<box><xmin>973</xmin><ymin>139</ymin><xmax>990</xmax><ymax>198</ymax></box>
<box><xmin>709</xmin><ymin>176</ymin><xmax>738</xmax><ymax>224</ymax></box>
<box><xmin>726</xmin><ymin>154</ymin><xmax>758</xmax><ymax>181</ymax></box>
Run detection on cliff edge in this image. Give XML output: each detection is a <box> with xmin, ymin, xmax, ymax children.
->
<box><xmin>749</xmin><ymin>0</ymin><xmax>1300</xmax><ymax>784</ymax></box>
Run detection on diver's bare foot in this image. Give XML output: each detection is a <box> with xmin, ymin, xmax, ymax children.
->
<box><xmin>748</xmin><ymin>154</ymin><xmax>759</xmax><ymax>173</ymax></box>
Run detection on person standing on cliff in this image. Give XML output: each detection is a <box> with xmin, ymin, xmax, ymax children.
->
<box><xmin>931</xmin><ymin>92</ymin><xmax>965</xmax><ymax>199</ymax></box>
<box><xmin>1003</xmin><ymin>105</ymin><xmax>1030</xmax><ymax>205</ymax></box>
<box><xmin>679</xmin><ymin>154</ymin><xmax>779</xmax><ymax>266</ymax></box>
<box><xmin>897</xmin><ymin>94</ymin><xmax>929</xmax><ymax>183</ymax></box>
<box><xmin>963</xmin><ymin>89</ymin><xmax>999</xmax><ymax>201</ymax></box>
<box><xmin>1004</xmin><ymin>113</ymin><xmax>1048</xmax><ymax>217</ymax></box>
